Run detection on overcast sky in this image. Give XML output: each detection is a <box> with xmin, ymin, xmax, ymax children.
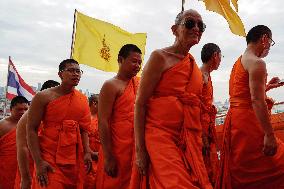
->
<box><xmin>0</xmin><ymin>0</ymin><xmax>283</xmax><ymax>102</ymax></box>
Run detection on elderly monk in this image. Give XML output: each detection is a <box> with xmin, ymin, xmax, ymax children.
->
<box><xmin>83</xmin><ymin>94</ymin><xmax>100</xmax><ymax>189</ymax></box>
<box><xmin>27</xmin><ymin>59</ymin><xmax>92</xmax><ymax>189</ymax></box>
<box><xmin>15</xmin><ymin>80</ymin><xmax>60</xmax><ymax>189</ymax></box>
<box><xmin>216</xmin><ymin>25</ymin><xmax>284</xmax><ymax>189</ymax></box>
<box><xmin>96</xmin><ymin>44</ymin><xmax>142</xmax><ymax>189</ymax></box>
<box><xmin>131</xmin><ymin>9</ymin><xmax>212</xmax><ymax>189</ymax></box>
<box><xmin>0</xmin><ymin>96</ymin><xmax>29</xmax><ymax>189</ymax></box>
<box><xmin>200</xmin><ymin>43</ymin><xmax>222</xmax><ymax>185</ymax></box>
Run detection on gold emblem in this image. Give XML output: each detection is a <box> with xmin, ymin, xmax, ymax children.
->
<box><xmin>100</xmin><ymin>35</ymin><xmax>111</xmax><ymax>62</ymax></box>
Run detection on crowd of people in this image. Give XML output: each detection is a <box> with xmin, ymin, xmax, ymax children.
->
<box><xmin>0</xmin><ymin>9</ymin><xmax>284</xmax><ymax>189</ymax></box>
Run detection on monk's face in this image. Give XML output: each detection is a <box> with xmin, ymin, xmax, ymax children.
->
<box><xmin>173</xmin><ymin>10</ymin><xmax>204</xmax><ymax>47</ymax></box>
<box><xmin>59</xmin><ymin>63</ymin><xmax>82</xmax><ymax>86</ymax></box>
<box><xmin>119</xmin><ymin>51</ymin><xmax>142</xmax><ymax>77</ymax></box>
<box><xmin>212</xmin><ymin>51</ymin><xmax>222</xmax><ymax>70</ymax></box>
<box><xmin>90</xmin><ymin>100</ymin><xmax>98</xmax><ymax>114</ymax></box>
<box><xmin>10</xmin><ymin>103</ymin><xmax>29</xmax><ymax>121</ymax></box>
<box><xmin>260</xmin><ymin>34</ymin><xmax>273</xmax><ymax>58</ymax></box>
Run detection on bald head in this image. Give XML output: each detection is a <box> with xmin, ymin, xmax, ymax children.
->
<box><xmin>175</xmin><ymin>9</ymin><xmax>202</xmax><ymax>25</ymax></box>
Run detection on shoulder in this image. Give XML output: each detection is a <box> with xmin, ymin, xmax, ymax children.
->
<box><xmin>101</xmin><ymin>78</ymin><xmax>120</xmax><ymax>91</ymax></box>
<box><xmin>248</xmin><ymin>58</ymin><xmax>266</xmax><ymax>74</ymax></box>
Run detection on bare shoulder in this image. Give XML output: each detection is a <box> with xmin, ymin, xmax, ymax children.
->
<box><xmin>248</xmin><ymin>57</ymin><xmax>266</xmax><ymax>74</ymax></box>
<box><xmin>142</xmin><ymin>49</ymin><xmax>166</xmax><ymax>74</ymax></box>
<box><xmin>33</xmin><ymin>87</ymin><xmax>59</xmax><ymax>105</ymax></box>
<box><xmin>100</xmin><ymin>78</ymin><xmax>120</xmax><ymax>95</ymax></box>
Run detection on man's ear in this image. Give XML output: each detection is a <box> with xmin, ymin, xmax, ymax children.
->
<box><xmin>171</xmin><ymin>25</ymin><xmax>178</xmax><ymax>36</ymax></box>
<box><xmin>118</xmin><ymin>56</ymin><xmax>123</xmax><ymax>64</ymax></box>
<box><xmin>58</xmin><ymin>71</ymin><xmax>63</xmax><ymax>79</ymax></box>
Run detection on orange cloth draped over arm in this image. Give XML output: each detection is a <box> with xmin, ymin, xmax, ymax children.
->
<box><xmin>216</xmin><ymin>57</ymin><xmax>284</xmax><ymax>189</ymax></box>
<box><xmin>84</xmin><ymin>115</ymin><xmax>100</xmax><ymax>189</ymax></box>
<box><xmin>32</xmin><ymin>90</ymin><xmax>91</xmax><ymax>189</ymax></box>
<box><xmin>0</xmin><ymin>128</ymin><xmax>17</xmax><ymax>189</ymax></box>
<box><xmin>200</xmin><ymin>76</ymin><xmax>218</xmax><ymax>185</ymax></box>
<box><xmin>130</xmin><ymin>54</ymin><xmax>212</xmax><ymax>189</ymax></box>
<box><xmin>96</xmin><ymin>77</ymin><xmax>138</xmax><ymax>189</ymax></box>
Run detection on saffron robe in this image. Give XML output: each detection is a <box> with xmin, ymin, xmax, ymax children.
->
<box><xmin>32</xmin><ymin>90</ymin><xmax>91</xmax><ymax>189</ymax></box>
<box><xmin>84</xmin><ymin>115</ymin><xmax>100</xmax><ymax>189</ymax></box>
<box><xmin>0</xmin><ymin>128</ymin><xmax>17</xmax><ymax>189</ymax></box>
<box><xmin>130</xmin><ymin>54</ymin><xmax>212</xmax><ymax>189</ymax></box>
<box><xmin>216</xmin><ymin>57</ymin><xmax>284</xmax><ymax>189</ymax></box>
<box><xmin>96</xmin><ymin>77</ymin><xmax>138</xmax><ymax>189</ymax></box>
<box><xmin>201</xmin><ymin>76</ymin><xmax>218</xmax><ymax>185</ymax></box>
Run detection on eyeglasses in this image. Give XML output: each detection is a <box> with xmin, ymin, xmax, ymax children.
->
<box><xmin>180</xmin><ymin>19</ymin><xmax>206</xmax><ymax>32</ymax></box>
<box><xmin>61</xmin><ymin>68</ymin><xmax>83</xmax><ymax>75</ymax></box>
<box><xmin>267</xmin><ymin>35</ymin><xmax>275</xmax><ymax>46</ymax></box>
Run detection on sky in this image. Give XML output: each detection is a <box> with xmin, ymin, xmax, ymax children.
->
<box><xmin>0</xmin><ymin>0</ymin><xmax>283</xmax><ymax>102</ymax></box>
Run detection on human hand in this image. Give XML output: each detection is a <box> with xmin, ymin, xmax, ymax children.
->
<box><xmin>84</xmin><ymin>152</ymin><xmax>93</xmax><ymax>174</ymax></box>
<box><xmin>266</xmin><ymin>77</ymin><xmax>284</xmax><ymax>91</ymax></box>
<box><xmin>136</xmin><ymin>146</ymin><xmax>149</xmax><ymax>176</ymax></box>
<box><xmin>263</xmin><ymin>133</ymin><xmax>278</xmax><ymax>156</ymax></box>
<box><xmin>36</xmin><ymin>160</ymin><xmax>54</xmax><ymax>187</ymax></box>
<box><xmin>104</xmin><ymin>155</ymin><xmax>118</xmax><ymax>177</ymax></box>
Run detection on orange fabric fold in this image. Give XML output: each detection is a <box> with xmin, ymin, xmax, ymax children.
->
<box><xmin>32</xmin><ymin>90</ymin><xmax>91</xmax><ymax>189</ymax></box>
<box><xmin>130</xmin><ymin>54</ymin><xmax>212</xmax><ymax>189</ymax></box>
<box><xmin>84</xmin><ymin>115</ymin><xmax>100</xmax><ymax>189</ymax></box>
<box><xmin>200</xmin><ymin>76</ymin><xmax>218</xmax><ymax>185</ymax></box>
<box><xmin>0</xmin><ymin>128</ymin><xmax>17</xmax><ymax>189</ymax></box>
<box><xmin>216</xmin><ymin>57</ymin><xmax>284</xmax><ymax>189</ymax></box>
<box><xmin>96</xmin><ymin>77</ymin><xmax>139</xmax><ymax>189</ymax></box>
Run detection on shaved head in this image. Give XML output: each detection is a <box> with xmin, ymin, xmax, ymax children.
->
<box><xmin>175</xmin><ymin>9</ymin><xmax>202</xmax><ymax>25</ymax></box>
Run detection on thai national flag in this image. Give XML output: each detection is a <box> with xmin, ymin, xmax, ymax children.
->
<box><xmin>6</xmin><ymin>58</ymin><xmax>36</xmax><ymax>101</ymax></box>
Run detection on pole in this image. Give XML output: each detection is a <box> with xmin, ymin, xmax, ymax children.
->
<box><xmin>70</xmin><ymin>9</ymin><xmax>78</xmax><ymax>58</ymax></box>
<box><xmin>3</xmin><ymin>56</ymin><xmax>10</xmax><ymax>117</ymax></box>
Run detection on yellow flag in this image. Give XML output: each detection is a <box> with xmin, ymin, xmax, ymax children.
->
<box><xmin>71</xmin><ymin>11</ymin><xmax>147</xmax><ymax>72</ymax></box>
<box><xmin>200</xmin><ymin>0</ymin><xmax>246</xmax><ymax>36</ymax></box>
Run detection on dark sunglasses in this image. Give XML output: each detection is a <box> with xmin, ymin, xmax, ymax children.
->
<box><xmin>180</xmin><ymin>19</ymin><xmax>206</xmax><ymax>32</ymax></box>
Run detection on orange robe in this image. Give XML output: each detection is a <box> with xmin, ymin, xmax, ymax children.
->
<box><xmin>84</xmin><ymin>115</ymin><xmax>100</xmax><ymax>189</ymax></box>
<box><xmin>200</xmin><ymin>76</ymin><xmax>218</xmax><ymax>185</ymax></box>
<box><xmin>0</xmin><ymin>128</ymin><xmax>17</xmax><ymax>189</ymax></box>
<box><xmin>130</xmin><ymin>54</ymin><xmax>212</xmax><ymax>189</ymax></box>
<box><xmin>216</xmin><ymin>57</ymin><xmax>284</xmax><ymax>189</ymax></box>
<box><xmin>96</xmin><ymin>77</ymin><xmax>138</xmax><ymax>189</ymax></box>
<box><xmin>32</xmin><ymin>89</ymin><xmax>91</xmax><ymax>189</ymax></box>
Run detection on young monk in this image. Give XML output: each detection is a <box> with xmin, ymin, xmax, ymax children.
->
<box><xmin>0</xmin><ymin>96</ymin><xmax>29</xmax><ymax>189</ymax></box>
<box><xmin>131</xmin><ymin>9</ymin><xmax>212</xmax><ymax>189</ymax></box>
<box><xmin>84</xmin><ymin>94</ymin><xmax>100</xmax><ymax>189</ymax></box>
<box><xmin>96</xmin><ymin>44</ymin><xmax>142</xmax><ymax>189</ymax></box>
<box><xmin>15</xmin><ymin>80</ymin><xmax>60</xmax><ymax>189</ymax></box>
<box><xmin>216</xmin><ymin>25</ymin><xmax>284</xmax><ymax>189</ymax></box>
<box><xmin>26</xmin><ymin>59</ymin><xmax>92</xmax><ymax>189</ymax></box>
<box><xmin>200</xmin><ymin>43</ymin><xmax>222</xmax><ymax>185</ymax></box>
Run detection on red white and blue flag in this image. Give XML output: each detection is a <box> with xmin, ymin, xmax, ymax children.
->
<box><xmin>6</xmin><ymin>58</ymin><xmax>35</xmax><ymax>101</ymax></box>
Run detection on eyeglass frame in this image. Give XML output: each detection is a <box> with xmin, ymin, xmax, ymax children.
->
<box><xmin>266</xmin><ymin>35</ymin><xmax>275</xmax><ymax>46</ymax></box>
<box><xmin>60</xmin><ymin>68</ymin><xmax>84</xmax><ymax>75</ymax></box>
<box><xmin>179</xmin><ymin>19</ymin><xmax>206</xmax><ymax>32</ymax></box>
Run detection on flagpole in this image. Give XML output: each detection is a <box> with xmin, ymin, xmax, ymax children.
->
<box><xmin>70</xmin><ymin>9</ymin><xmax>78</xmax><ymax>58</ymax></box>
<box><xmin>3</xmin><ymin>56</ymin><xmax>10</xmax><ymax>117</ymax></box>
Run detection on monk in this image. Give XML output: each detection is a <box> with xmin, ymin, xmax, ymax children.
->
<box><xmin>15</xmin><ymin>80</ymin><xmax>60</xmax><ymax>189</ymax></box>
<box><xmin>96</xmin><ymin>44</ymin><xmax>142</xmax><ymax>189</ymax></box>
<box><xmin>84</xmin><ymin>94</ymin><xmax>100</xmax><ymax>189</ymax></box>
<box><xmin>216</xmin><ymin>25</ymin><xmax>284</xmax><ymax>189</ymax></box>
<box><xmin>0</xmin><ymin>96</ymin><xmax>29</xmax><ymax>189</ymax></box>
<box><xmin>26</xmin><ymin>59</ymin><xmax>92</xmax><ymax>189</ymax></box>
<box><xmin>131</xmin><ymin>9</ymin><xmax>212</xmax><ymax>189</ymax></box>
<box><xmin>200</xmin><ymin>43</ymin><xmax>222</xmax><ymax>185</ymax></box>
